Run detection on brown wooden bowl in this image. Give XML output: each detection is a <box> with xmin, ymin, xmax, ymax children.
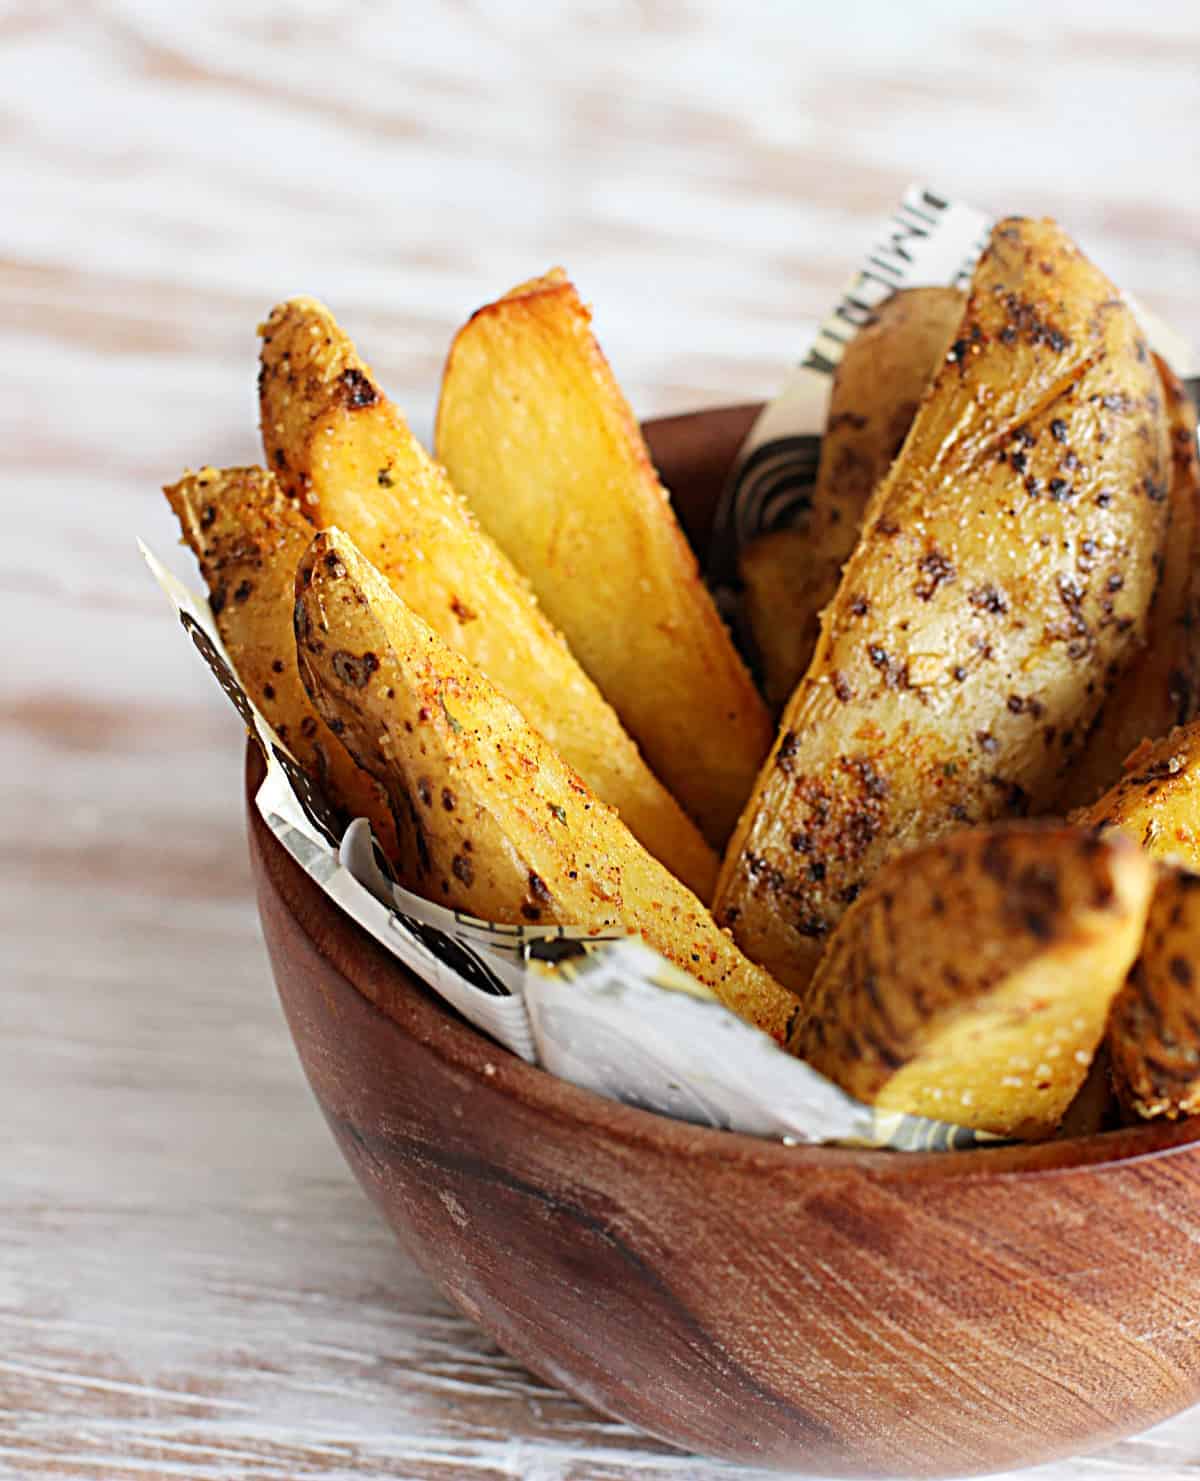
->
<box><xmin>248</xmin><ymin>405</ymin><xmax>1200</xmax><ymax>1477</ymax></box>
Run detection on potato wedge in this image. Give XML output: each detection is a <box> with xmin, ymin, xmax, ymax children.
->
<box><xmin>164</xmin><ymin>466</ymin><xmax>399</xmax><ymax>860</ymax></box>
<box><xmin>740</xmin><ymin>287</ymin><xmax>965</xmax><ymax>707</ymax></box>
<box><xmin>1109</xmin><ymin>865</ymin><xmax>1200</xmax><ymax>1119</ymax></box>
<box><xmin>434</xmin><ymin>269</ymin><xmax>771</xmax><ymax>846</ymax></box>
<box><xmin>790</xmin><ymin>823</ymin><xmax>1154</xmax><ymax>1140</ymax></box>
<box><xmin>259</xmin><ymin>297</ymin><xmax>716</xmax><ymax>898</ymax></box>
<box><xmin>738</xmin><ymin>529</ymin><xmax>816</xmax><ymax>713</ymax></box>
<box><xmin>715</xmin><ymin>218</ymin><xmax>1170</xmax><ymax>992</ymax></box>
<box><xmin>1059</xmin><ymin>356</ymin><xmax>1200</xmax><ymax>811</ymax></box>
<box><xmin>1078</xmin><ymin>721</ymin><xmax>1200</xmax><ymax>867</ymax></box>
<box><xmin>293</xmin><ymin>528</ymin><xmax>799</xmax><ymax>1042</ymax></box>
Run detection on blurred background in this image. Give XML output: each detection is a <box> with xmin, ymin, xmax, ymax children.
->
<box><xmin>3</xmin><ymin>3</ymin><xmax>1199</xmax><ymax>1476</ymax></box>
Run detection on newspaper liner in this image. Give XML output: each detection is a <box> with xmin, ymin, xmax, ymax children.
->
<box><xmin>144</xmin><ymin>186</ymin><xmax>1197</xmax><ymax>1152</ymax></box>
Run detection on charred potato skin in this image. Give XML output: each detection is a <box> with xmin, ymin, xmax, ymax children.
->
<box><xmin>715</xmin><ymin>218</ymin><xmax>1171</xmax><ymax>993</ymax></box>
<box><xmin>163</xmin><ymin>466</ymin><xmax>399</xmax><ymax>859</ymax></box>
<box><xmin>1110</xmin><ymin>866</ymin><xmax>1200</xmax><ymax>1120</ymax></box>
<box><xmin>1079</xmin><ymin>721</ymin><xmax>1200</xmax><ymax>866</ymax></box>
<box><xmin>792</xmin><ymin>823</ymin><xmax>1153</xmax><ymax>1140</ymax></box>
<box><xmin>740</xmin><ymin>287</ymin><xmax>966</xmax><ymax>708</ymax></box>
<box><xmin>258</xmin><ymin>297</ymin><xmax>718</xmax><ymax>899</ymax></box>
<box><xmin>1059</xmin><ymin>356</ymin><xmax>1200</xmax><ymax>811</ymax></box>
<box><xmin>434</xmin><ymin>270</ymin><xmax>772</xmax><ymax>848</ymax></box>
<box><xmin>293</xmin><ymin>529</ymin><xmax>799</xmax><ymax>1043</ymax></box>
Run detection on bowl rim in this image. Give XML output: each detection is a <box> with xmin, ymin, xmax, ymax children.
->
<box><xmin>249</xmin><ymin>398</ymin><xmax>1200</xmax><ymax>1186</ymax></box>
<box><xmin>248</xmin><ymin>742</ymin><xmax>1200</xmax><ymax>1185</ymax></box>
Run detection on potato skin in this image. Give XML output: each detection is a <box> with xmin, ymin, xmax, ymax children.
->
<box><xmin>434</xmin><ymin>270</ymin><xmax>771</xmax><ymax>848</ymax></box>
<box><xmin>1079</xmin><ymin>720</ymin><xmax>1200</xmax><ymax>867</ymax></box>
<box><xmin>163</xmin><ymin>466</ymin><xmax>399</xmax><ymax>861</ymax></box>
<box><xmin>1109</xmin><ymin>865</ymin><xmax>1200</xmax><ymax>1120</ymax></box>
<box><xmin>258</xmin><ymin>297</ymin><xmax>717</xmax><ymax>899</ymax></box>
<box><xmin>715</xmin><ymin>218</ymin><xmax>1170</xmax><ymax>993</ymax></box>
<box><xmin>1072</xmin><ymin>723</ymin><xmax>1200</xmax><ymax>1121</ymax></box>
<box><xmin>740</xmin><ymin>287</ymin><xmax>965</xmax><ymax>708</ymax></box>
<box><xmin>791</xmin><ymin>823</ymin><xmax>1154</xmax><ymax>1140</ymax></box>
<box><xmin>293</xmin><ymin>529</ymin><xmax>799</xmax><ymax>1043</ymax></box>
<box><xmin>1059</xmin><ymin>356</ymin><xmax>1200</xmax><ymax>811</ymax></box>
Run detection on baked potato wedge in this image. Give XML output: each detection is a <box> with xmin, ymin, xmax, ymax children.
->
<box><xmin>434</xmin><ymin>269</ymin><xmax>771</xmax><ymax>847</ymax></box>
<box><xmin>1078</xmin><ymin>720</ymin><xmax>1200</xmax><ymax>867</ymax></box>
<box><xmin>292</xmin><ymin>527</ymin><xmax>798</xmax><ymax>1041</ymax></box>
<box><xmin>1109</xmin><ymin>865</ymin><xmax>1200</xmax><ymax>1119</ymax></box>
<box><xmin>1059</xmin><ymin>355</ymin><xmax>1200</xmax><ymax>811</ymax></box>
<box><xmin>791</xmin><ymin>823</ymin><xmax>1154</xmax><ymax>1140</ymax></box>
<box><xmin>740</xmin><ymin>287</ymin><xmax>965</xmax><ymax>707</ymax></box>
<box><xmin>737</xmin><ymin>529</ymin><xmax>813</xmax><ymax>712</ymax></box>
<box><xmin>258</xmin><ymin>297</ymin><xmax>716</xmax><ymax>898</ymax></box>
<box><xmin>164</xmin><ymin>466</ymin><xmax>399</xmax><ymax>860</ymax></box>
<box><xmin>715</xmin><ymin>217</ymin><xmax>1171</xmax><ymax>992</ymax></box>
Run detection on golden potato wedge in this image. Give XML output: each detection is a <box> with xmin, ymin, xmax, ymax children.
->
<box><xmin>715</xmin><ymin>218</ymin><xmax>1170</xmax><ymax>992</ymax></box>
<box><xmin>434</xmin><ymin>269</ymin><xmax>771</xmax><ymax>847</ymax></box>
<box><xmin>258</xmin><ymin>297</ymin><xmax>716</xmax><ymax>898</ymax></box>
<box><xmin>1078</xmin><ymin>721</ymin><xmax>1200</xmax><ymax>867</ymax></box>
<box><xmin>293</xmin><ymin>528</ymin><xmax>799</xmax><ymax>1042</ymax></box>
<box><xmin>1059</xmin><ymin>356</ymin><xmax>1200</xmax><ymax>811</ymax></box>
<box><xmin>791</xmin><ymin>823</ymin><xmax>1154</xmax><ymax>1140</ymax></box>
<box><xmin>1109</xmin><ymin>865</ymin><xmax>1200</xmax><ymax>1119</ymax></box>
<box><xmin>164</xmin><ymin>466</ymin><xmax>399</xmax><ymax>861</ymax></box>
<box><xmin>738</xmin><ymin>529</ymin><xmax>816</xmax><ymax>714</ymax></box>
<box><xmin>740</xmin><ymin>287</ymin><xmax>965</xmax><ymax>707</ymax></box>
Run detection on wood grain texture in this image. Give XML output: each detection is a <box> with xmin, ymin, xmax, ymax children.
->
<box><xmin>4</xmin><ymin>1</ymin><xmax>1200</xmax><ymax>1476</ymax></box>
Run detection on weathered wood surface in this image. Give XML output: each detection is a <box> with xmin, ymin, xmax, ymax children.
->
<box><xmin>3</xmin><ymin>1</ymin><xmax>1199</xmax><ymax>1476</ymax></box>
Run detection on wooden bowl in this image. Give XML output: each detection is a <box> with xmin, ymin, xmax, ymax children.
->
<box><xmin>248</xmin><ymin>405</ymin><xmax>1200</xmax><ymax>1477</ymax></box>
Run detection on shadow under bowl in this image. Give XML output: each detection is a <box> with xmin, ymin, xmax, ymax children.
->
<box><xmin>247</xmin><ymin>404</ymin><xmax>1200</xmax><ymax>1478</ymax></box>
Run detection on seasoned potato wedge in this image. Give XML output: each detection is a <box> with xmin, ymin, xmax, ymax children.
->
<box><xmin>292</xmin><ymin>528</ymin><xmax>799</xmax><ymax>1042</ymax></box>
<box><xmin>1078</xmin><ymin>721</ymin><xmax>1200</xmax><ymax>867</ymax></box>
<box><xmin>791</xmin><ymin>823</ymin><xmax>1154</xmax><ymax>1140</ymax></box>
<box><xmin>1109</xmin><ymin>865</ymin><xmax>1200</xmax><ymax>1119</ymax></box>
<box><xmin>259</xmin><ymin>297</ymin><xmax>716</xmax><ymax>897</ymax></box>
<box><xmin>716</xmin><ymin>218</ymin><xmax>1170</xmax><ymax>992</ymax></box>
<box><xmin>740</xmin><ymin>287</ymin><xmax>965</xmax><ymax>707</ymax></box>
<box><xmin>434</xmin><ymin>269</ymin><xmax>771</xmax><ymax>846</ymax></box>
<box><xmin>164</xmin><ymin>466</ymin><xmax>399</xmax><ymax>860</ymax></box>
<box><xmin>738</xmin><ymin>529</ymin><xmax>812</xmax><ymax>712</ymax></box>
<box><xmin>1059</xmin><ymin>356</ymin><xmax>1200</xmax><ymax>811</ymax></box>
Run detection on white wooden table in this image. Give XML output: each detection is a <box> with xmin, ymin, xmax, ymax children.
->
<box><xmin>4</xmin><ymin>3</ymin><xmax>1199</xmax><ymax>1476</ymax></box>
